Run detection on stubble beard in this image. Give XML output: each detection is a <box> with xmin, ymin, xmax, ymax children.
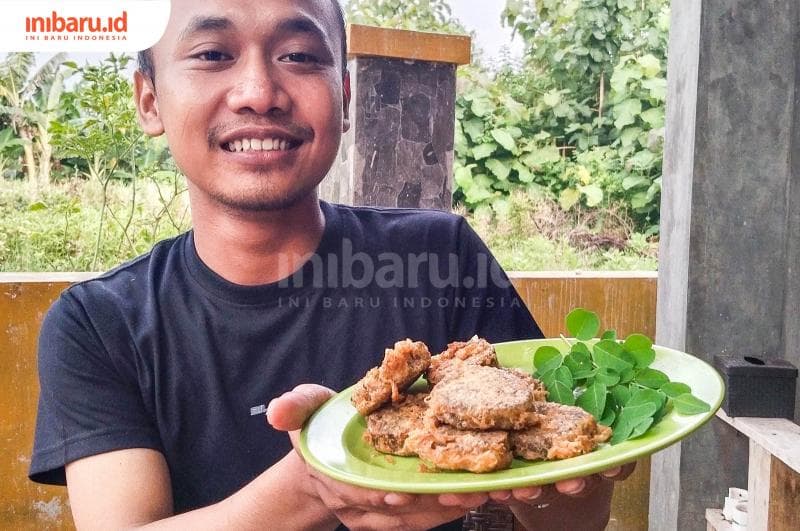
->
<box><xmin>207</xmin><ymin>173</ymin><xmax>322</xmax><ymax>213</ymax></box>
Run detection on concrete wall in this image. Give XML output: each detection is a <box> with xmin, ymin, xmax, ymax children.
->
<box><xmin>653</xmin><ymin>1</ymin><xmax>800</xmax><ymax>529</ymax></box>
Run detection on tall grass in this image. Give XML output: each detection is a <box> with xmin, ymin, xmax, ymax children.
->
<box><xmin>0</xmin><ymin>176</ymin><xmax>190</xmax><ymax>272</ymax></box>
<box><xmin>0</xmin><ymin>180</ymin><xmax>657</xmax><ymax>273</ymax></box>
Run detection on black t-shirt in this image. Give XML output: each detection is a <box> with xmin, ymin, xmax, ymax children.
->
<box><xmin>30</xmin><ymin>201</ymin><xmax>542</xmax><ymax>525</ymax></box>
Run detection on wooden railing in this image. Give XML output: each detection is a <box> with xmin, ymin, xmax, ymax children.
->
<box><xmin>706</xmin><ymin>410</ymin><xmax>800</xmax><ymax>531</ymax></box>
<box><xmin>1</xmin><ymin>272</ymin><xmax>657</xmax><ymax>530</ymax></box>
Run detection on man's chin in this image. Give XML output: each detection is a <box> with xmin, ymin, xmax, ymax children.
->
<box><xmin>210</xmin><ymin>187</ymin><xmax>316</xmax><ymax>213</ymax></box>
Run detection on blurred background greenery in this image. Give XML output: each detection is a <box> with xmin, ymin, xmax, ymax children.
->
<box><xmin>0</xmin><ymin>0</ymin><xmax>664</xmax><ymax>272</ymax></box>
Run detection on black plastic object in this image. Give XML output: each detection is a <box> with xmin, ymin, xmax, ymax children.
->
<box><xmin>713</xmin><ymin>354</ymin><xmax>798</xmax><ymax>418</ymax></box>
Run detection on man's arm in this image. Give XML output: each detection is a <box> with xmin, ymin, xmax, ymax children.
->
<box><xmin>64</xmin><ymin>385</ymin><xmax>481</xmax><ymax>531</ymax></box>
<box><xmin>66</xmin><ymin>447</ymin><xmax>338</xmax><ymax>531</ymax></box>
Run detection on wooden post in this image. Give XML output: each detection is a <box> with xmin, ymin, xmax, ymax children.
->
<box><xmin>653</xmin><ymin>0</ymin><xmax>800</xmax><ymax>527</ymax></box>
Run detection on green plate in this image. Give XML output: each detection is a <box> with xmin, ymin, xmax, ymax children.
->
<box><xmin>299</xmin><ymin>338</ymin><xmax>724</xmax><ymax>493</ymax></box>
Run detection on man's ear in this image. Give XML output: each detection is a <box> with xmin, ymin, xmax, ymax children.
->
<box><xmin>342</xmin><ymin>70</ymin><xmax>351</xmax><ymax>133</ymax></box>
<box><xmin>133</xmin><ymin>70</ymin><xmax>165</xmax><ymax>137</ymax></box>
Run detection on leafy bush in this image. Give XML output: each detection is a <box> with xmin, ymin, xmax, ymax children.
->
<box><xmin>453</xmin><ymin>0</ymin><xmax>669</xmax><ymax>236</ymax></box>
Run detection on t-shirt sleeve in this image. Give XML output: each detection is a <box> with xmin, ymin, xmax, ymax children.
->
<box><xmin>30</xmin><ymin>290</ymin><xmax>162</xmax><ymax>485</ymax></box>
<box><xmin>449</xmin><ymin>217</ymin><xmax>544</xmax><ymax>343</ymax></box>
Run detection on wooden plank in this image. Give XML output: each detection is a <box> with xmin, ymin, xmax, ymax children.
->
<box><xmin>511</xmin><ymin>274</ymin><xmax>657</xmax><ymax>531</ymax></box>
<box><xmin>748</xmin><ymin>439</ymin><xmax>772</xmax><ymax>531</ymax></box>
<box><xmin>510</xmin><ymin>274</ymin><xmax>658</xmax><ymax>339</ymax></box>
<box><xmin>347</xmin><ymin>24</ymin><xmax>472</xmax><ymax>65</ymax></box>
<box><xmin>605</xmin><ymin>457</ymin><xmax>650</xmax><ymax>531</ymax></box>
<box><xmin>706</xmin><ymin>508</ymin><xmax>735</xmax><ymax>531</ymax></box>
<box><xmin>768</xmin><ymin>456</ymin><xmax>800</xmax><ymax>530</ymax></box>
<box><xmin>716</xmin><ymin>409</ymin><xmax>800</xmax><ymax>473</ymax></box>
<box><xmin>0</xmin><ymin>281</ymin><xmax>73</xmax><ymax>530</ymax></box>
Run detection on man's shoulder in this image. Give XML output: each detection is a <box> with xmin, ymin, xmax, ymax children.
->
<box><xmin>62</xmin><ymin>232</ymin><xmax>189</xmax><ymax>307</ymax></box>
<box><xmin>324</xmin><ymin>202</ymin><xmax>467</xmax><ymax>247</ymax></box>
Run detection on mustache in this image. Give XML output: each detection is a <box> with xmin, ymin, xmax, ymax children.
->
<box><xmin>207</xmin><ymin>120</ymin><xmax>314</xmax><ymax>147</ymax></box>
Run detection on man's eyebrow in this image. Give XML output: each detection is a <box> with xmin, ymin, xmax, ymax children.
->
<box><xmin>177</xmin><ymin>16</ymin><xmax>232</xmax><ymax>43</ymax></box>
<box><xmin>274</xmin><ymin>16</ymin><xmax>330</xmax><ymax>48</ymax></box>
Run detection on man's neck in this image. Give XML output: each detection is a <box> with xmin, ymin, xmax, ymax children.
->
<box><xmin>190</xmin><ymin>192</ymin><xmax>326</xmax><ymax>286</ymax></box>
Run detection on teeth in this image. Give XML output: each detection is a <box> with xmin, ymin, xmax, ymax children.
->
<box><xmin>227</xmin><ymin>137</ymin><xmax>293</xmax><ymax>152</ymax></box>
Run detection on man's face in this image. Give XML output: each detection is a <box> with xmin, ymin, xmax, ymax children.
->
<box><xmin>135</xmin><ymin>0</ymin><xmax>349</xmax><ymax>212</ymax></box>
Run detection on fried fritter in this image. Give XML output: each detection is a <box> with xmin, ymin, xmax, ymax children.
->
<box><xmin>510</xmin><ymin>401</ymin><xmax>612</xmax><ymax>461</ymax></box>
<box><xmin>427</xmin><ymin>366</ymin><xmax>540</xmax><ymax>430</ymax></box>
<box><xmin>406</xmin><ymin>422</ymin><xmax>512</xmax><ymax>473</ymax></box>
<box><xmin>502</xmin><ymin>368</ymin><xmax>548</xmax><ymax>402</ymax></box>
<box><xmin>426</xmin><ymin>336</ymin><xmax>498</xmax><ymax>386</ymax></box>
<box><xmin>364</xmin><ymin>392</ymin><xmax>429</xmax><ymax>456</ymax></box>
<box><xmin>351</xmin><ymin>339</ymin><xmax>431</xmax><ymax>415</ymax></box>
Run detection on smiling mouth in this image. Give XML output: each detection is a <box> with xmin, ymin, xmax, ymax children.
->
<box><xmin>223</xmin><ymin>137</ymin><xmax>303</xmax><ymax>153</ymax></box>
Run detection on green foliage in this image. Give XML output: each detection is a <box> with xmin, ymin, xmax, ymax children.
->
<box><xmin>532</xmin><ymin>308</ymin><xmax>711</xmax><ymax>445</ymax></box>
<box><xmin>464</xmin><ymin>190</ymin><xmax>658</xmax><ymax>272</ymax></box>
<box><xmin>49</xmin><ymin>54</ymin><xmax>173</xmax><ymax>270</ymax></box>
<box><xmin>0</xmin><ymin>52</ymin><xmax>72</xmax><ymax>186</ymax></box>
<box><xmin>0</xmin><ymin>178</ymin><xmax>189</xmax><ymax>272</ymax></box>
<box><xmin>345</xmin><ymin>0</ymin><xmax>466</xmax><ymax>33</ymax></box>
<box><xmin>452</xmin><ymin>0</ymin><xmax>669</xmax><ymax>235</ymax></box>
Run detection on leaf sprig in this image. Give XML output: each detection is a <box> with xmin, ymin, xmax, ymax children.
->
<box><xmin>533</xmin><ymin>308</ymin><xmax>711</xmax><ymax>445</ymax></box>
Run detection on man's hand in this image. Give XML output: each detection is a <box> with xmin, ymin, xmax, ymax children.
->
<box><xmin>499</xmin><ymin>463</ymin><xmax>636</xmax><ymax>530</ymax></box>
<box><xmin>268</xmin><ymin>384</ymin><xmax>634</xmax><ymax>531</ymax></box>
<box><xmin>268</xmin><ymin>384</ymin><xmax>488</xmax><ymax>530</ymax></box>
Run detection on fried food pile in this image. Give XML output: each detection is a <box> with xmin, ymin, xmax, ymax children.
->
<box><xmin>351</xmin><ymin>337</ymin><xmax>612</xmax><ymax>473</ymax></box>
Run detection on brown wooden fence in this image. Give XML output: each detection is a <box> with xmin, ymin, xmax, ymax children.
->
<box><xmin>0</xmin><ymin>272</ymin><xmax>658</xmax><ymax>530</ymax></box>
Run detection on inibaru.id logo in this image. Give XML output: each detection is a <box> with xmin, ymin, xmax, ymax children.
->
<box><xmin>25</xmin><ymin>11</ymin><xmax>128</xmax><ymax>41</ymax></box>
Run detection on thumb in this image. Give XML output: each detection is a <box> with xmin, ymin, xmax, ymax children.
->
<box><xmin>266</xmin><ymin>383</ymin><xmax>336</xmax><ymax>432</ymax></box>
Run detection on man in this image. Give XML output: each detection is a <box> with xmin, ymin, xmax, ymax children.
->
<box><xmin>30</xmin><ymin>0</ymin><xmax>632</xmax><ymax>529</ymax></box>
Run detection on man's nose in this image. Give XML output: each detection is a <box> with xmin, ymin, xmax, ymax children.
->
<box><xmin>226</xmin><ymin>54</ymin><xmax>291</xmax><ymax>116</ymax></box>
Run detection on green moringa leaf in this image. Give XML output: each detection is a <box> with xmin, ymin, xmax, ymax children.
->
<box><xmin>592</xmin><ymin>340</ymin><xmax>633</xmax><ymax>372</ymax></box>
<box><xmin>673</xmin><ymin>393</ymin><xmax>711</xmax><ymax>415</ymax></box>
<box><xmin>623</xmin><ymin>333</ymin><xmax>652</xmax><ymax>353</ymax></box>
<box><xmin>595</xmin><ymin>368</ymin><xmax>621</xmax><ymax>387</ymax></box>
<box><xmin>635</xmin><ymin>368</ymin><xmax>670</xmax><ymax>389</ymax></box>
<box><xmin>533</xmin><ymin>346</ymin><xmax>563</xmax><ymax>376</ymax></box>
<box><xmin>576</xmin><ymin>382</ymin><xmax>607</xmax><ymax>419</ymax></box>
<box><xmin>660</xmin><ymin>382</ymin><xmax>692</xmax><ymax>398</ymax></box>
<box><xmin>566</xmin><ymin>308</ymin><xmax>600</xmax><ymax>340</ymax></box>
<box><xmin>564</xmin><ymin>349</ymin><xmax>594</xmax><ymax>376</ymax></box>
<box><xmin>549</xmin><ymin>380</ymin><xmax>575</xmax><ymax>406</ymax></box>
<box><xmin>552</xmin><ymin>365</ymin><xmax>574</xmax><ymax>390</ymax></box>
<box><xmin>630</xmin><ymin>416</ymin><xmax>654</xmax><ymax>439</ymax></box>
<box><xmin>627</xmin><ymin>388</ymin><xmax>666</xmax><ymax>412</ymax></box>
<box><xmin>601</xmin><ymin>329</ymin><xmax>617</xmax><ymax>341</ymax></box>
<box><xmin>611</xmin><ymin>384</ymin><xmax>631</xmax><ymax>407</ymax></box>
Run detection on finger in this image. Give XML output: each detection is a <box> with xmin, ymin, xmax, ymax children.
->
<box><xmin>311</xmin><ymin>472</ymin><xmax>394</xmax><ymax>510</ymax></box>
<box><xmin>383</xmin><ymin>492</ymin><xmax>416</xmax><ymax>507</ymax></box>
<box><xmin>438</xmin><ymin>492</ymin><xmax>489</xmax><ymax>508</ymax></box>
<box><xmin>266</xmin><ymin>384</ymin><xmax>335</xmax><ymax>431</ymax></box>
<box><xmin>488</xmin><ymin>490</ymin><xmax>513</xmax><ymax>502</ymax></box>
<box><xmin>511</xmin><ymin>486</ymin><xmax>543</xmax><ymax>503</ymax></box>
<box><xmin>601</xmin><ymin>461</ymin><xmax>636</xmax><ymax>481</ymax></box>
<box><xmin>554</xmin><ymin>477</ymin><xmax>586</xmax><ymax>496</ymax></box>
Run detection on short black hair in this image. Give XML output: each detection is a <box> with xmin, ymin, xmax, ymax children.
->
<box><xmin>138</xmin><ymin>0</ymin><xmax>348</xmax><ymax>82</ymax></box>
